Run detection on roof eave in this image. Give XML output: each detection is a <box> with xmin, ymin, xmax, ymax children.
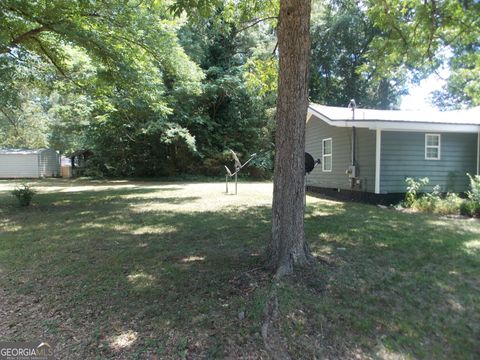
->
<box><xmin>307</xmin><ymin>107</ymin><xmax>480</xmax><ymax>133</ymax></box>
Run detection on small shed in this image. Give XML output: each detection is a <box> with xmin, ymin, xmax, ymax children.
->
<box><xmin>0</xmin><ymin>149</ymin><xmax>60</xmax><ymax>178</ymax></box>
<box><xmin>67</xmin><ymin>150</ymin><xmax>93</xmax><ymax>177</ymax></box>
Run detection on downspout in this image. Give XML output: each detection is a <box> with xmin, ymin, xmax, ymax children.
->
<box><xmin>352</xmin><ymin>126</ymin><xmax>356</xmax><ymax>167</ymax></box>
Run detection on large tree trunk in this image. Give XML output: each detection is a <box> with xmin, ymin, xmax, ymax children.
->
<box><xmin>270</xmin><ymin>0</ymin><xmax>313</xmax><ymax>277</ymax></box>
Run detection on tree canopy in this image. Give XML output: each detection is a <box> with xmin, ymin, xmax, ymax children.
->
<box><xmin>0</xmin><ymin>0</ymin><xmax>478</xmax><ymax>178</ymax></box>
<box><xmin>366</xmin><ymin>0</ymin><xmax>480</xmax><ymax>108</ymax></box>
<box><xmin>309</xmin><ymin>0</ymin><xmax>408</xmax><ymax>109</ymax></box>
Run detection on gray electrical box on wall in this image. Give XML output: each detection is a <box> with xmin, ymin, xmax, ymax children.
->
<box><xmin>346</xmin><ymin>165</ymin><xmax>356</xmax><ymax>178</ymax></box>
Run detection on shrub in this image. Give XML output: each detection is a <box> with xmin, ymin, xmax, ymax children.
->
<box><xmin>460</xmin><ymin>200</ymin><xmax>476</xmax><ymax>217</ymax></box>
<box><xmin>467</xmin><ymin>173</ymin><xmax>480</xmax><ymax>202</ymax></box>
<box><xmin>11</xmin><ymin>183</ymin><xmax>36</xmax><ymax>206</ymax></box>
<box><xmin>404</xmin><ymin>177</ymin><xmax>429</xmax><ymax>207</ymax></box>
<box><xmin>412</xmin><ymin>193</ymin><xmax>463</xmax><ymax>215</ymax></box>
<box><xmin>434</xmin><ymin>193</ymin><xmax>463</xmax><ymax>215</ymax></box>
<box><xmin>458</xmin><ymin>174</ymin><xmax>480</xmax><ymax>217</ymax></box>
<box><xmin>417</xmin><ymin>185</ymin><xmax>441</xmax><ymax>212</ymax></box>
<box><xmin>404</xmin><ymin>178</ymin><xmax>464</xmax><ymax>215</ymax></box>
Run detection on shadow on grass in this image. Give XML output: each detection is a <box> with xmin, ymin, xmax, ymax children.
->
<box><xmin>0</xmin><ymin>186</ymin><xmax>272</xmax><ymax>358</ymax></box>
<box><xmin>0</xmin><ymin>187</ymin><xmax>190</xmax><ymax>219</ymax></box>
<box><xmin>0</xmin><ymin>188</ymin><xmax>478</xmax><ymax>359</ymax></box>
<box><xmin>284</xmin><ymin>200</ymin><xmax>480</xmax><ymax>359</ymax></box>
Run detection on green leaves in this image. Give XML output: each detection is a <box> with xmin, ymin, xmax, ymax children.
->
<box><xmin>243</xmin><ymin>58</ymin><xmax>278</xmax><ymax>97</ymax></box>
<box><xmin>0</xmin><ymin>0</ymin><xmax>206</xmax><ymax>167</ymax></box>
<box><xmin>365</xmin><ymin>0</ymin><xmax>480</xmax><ymax>108</ymax></box>
<box><xmin>309</xmin><ymin>0</ymin><xmax>407</xmax><ymax>109</ymax></box>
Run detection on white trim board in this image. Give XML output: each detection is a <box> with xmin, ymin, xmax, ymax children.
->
<box><xmin>375</xmin><ymin>129</ymin><xmax>381</xmax><ymax>194</ymax></box>
<box><xmin>477</xmin><ymin>131</ymin><xmax>480</xmax><ymax>175</ymax></box>
<box><xmin>322</xmin><ymin>138</ymin><xmax>332</xmax><ymax>172</ymax></box>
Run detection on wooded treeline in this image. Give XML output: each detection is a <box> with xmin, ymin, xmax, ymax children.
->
<box><xmin>1</xmin><ymin>0</ymin><xmax>478</xmax><ymax>177</ymax></box>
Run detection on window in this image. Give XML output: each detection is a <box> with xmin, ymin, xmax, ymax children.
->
<box><xmin>322</xmin><ymin>138</ymin><xmax>332</xmax><ymax>172</ymax></box>
<box><xmin>425</xmin><ymin>134</ymin><xmax>441</xmax><ymax>160</ymax></box>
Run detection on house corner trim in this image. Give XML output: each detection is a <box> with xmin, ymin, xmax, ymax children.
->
<box><xmin>375</xmin><ymin>129</ymin><xmax>382</xmax><ymax>194</ymax></box>
<box><xmin>477</xmin><ymin>130</ymin><xmax>480</xmax><ymax>175</ymax></box>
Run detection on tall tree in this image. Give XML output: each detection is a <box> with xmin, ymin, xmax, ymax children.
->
<box><xmin>171</xmin><ymin>0</ymin><xmax>314</xmax><ymax>276</ymax></box>
<box><xmin>309</xmin><ymin>0</ymin><xmax>407</xmax><ymax>109</ymax></box>
<box><xmin>269</xmin><ymin>0</ymin><xmax>313</xmax><ymax>277</ymax></box>
<box><xmin>177</xmin><ymin>13</ymin><xmax>275</xmax><ymax>176</ymax></box>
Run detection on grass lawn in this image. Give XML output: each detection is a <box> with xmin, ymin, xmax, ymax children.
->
<box><xmin>0</xmin><ymin>179</ymin><xmax>479</xmax><ymax>359</ymax></box>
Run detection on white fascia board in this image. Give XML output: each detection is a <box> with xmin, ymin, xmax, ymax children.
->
<box><xmin>364</xmin><ymin>122</ymin><xmax>479</xmax><ymax>133</ymax></box>
<box><xmin>307</xmin><ymin>108</ymin><xmax>480</xmax><ymax>133</ymax></box>
<box><xmin>306</xmin><ymin>112</ymin><xmax>313</xmax><ymax>123</ymax></box>
<box><xmin>308</xmin><ymin>108</ymin><xmax>341</xmax><ymax>126</ymax></box>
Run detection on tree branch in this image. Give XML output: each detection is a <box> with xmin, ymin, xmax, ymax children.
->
<box><xmin>0</xmin><ymin>26</ymin><xmax>49</xmax><ymax>54</ymax></box>
<box><xmin>424</xmin><ymin>0</ymin><xmax>438</xmax><ymax>59</ymax></box>
<box><xmin>272</xmin><ymin>41</ymin><xmax>278</xmax><ymax>56</ymax></box>
<box><xmin>380</xmin><ymin>0</ymin><xmax>408</xmax><ymax>48</ymax></box>
<box><xmin>31</xmin><ymin>37</ymin><xmax>68</xmax><ymax>78</ymax></box>
<box><xmin>31</xmin><ymin>37</ymin><xmax>87</xmax><ymax>90</ymax></box>
<box><xmin>0</xmin><ymin>108</ymin><xmax>20</xmax><ymax>137</ymax></box>
<box><xmin>235</xmin><ymin>16</ymin><xmax>278</xmax><ymax>34</ymax></box>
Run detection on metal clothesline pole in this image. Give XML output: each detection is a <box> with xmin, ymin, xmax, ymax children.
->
<box><xmin>224</xmin><ymin>152</ymin><xmax>257</xmax><ymax>195</ymax></box>
<box><xmin>305</xmin><ymin>173</ymin><xmax>307</xmax><ymax>209</ymax></box>
<box><xmin>235</xmin><ymin>172</ymin><xmax>238</xmax><ymax>195</ymax></box>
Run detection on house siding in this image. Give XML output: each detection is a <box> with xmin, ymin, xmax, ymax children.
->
<box><xmin>305</xmin><ymin>115</ymin><xmax>376</xmax><ymax>192</ymax></box>
<box><xmin>380</xmin><ymin>131</ymin><xmax>477</xmax><ymax>193</ymax></box>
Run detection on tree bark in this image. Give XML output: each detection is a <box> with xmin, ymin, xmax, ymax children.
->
<box><xmin>270</xmin><ymin>0</ymin><xmax>313</xmax><ymax>277</ymax></box>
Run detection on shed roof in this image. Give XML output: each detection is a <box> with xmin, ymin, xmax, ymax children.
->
<box><xmin>0</xmin><ymin>148</ymin><xmax>54</xmax><ymax>155</ymax></box>
<box><xmin>308</xmin><ymin>104</ymin><xmax>480</xmax><ymax>132</ymax></box>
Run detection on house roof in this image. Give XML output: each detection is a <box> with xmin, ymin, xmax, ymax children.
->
<box><xmin>308</xmin><ymin>103</ymin><xmax>480</xmax><ymax>132</ymax></box>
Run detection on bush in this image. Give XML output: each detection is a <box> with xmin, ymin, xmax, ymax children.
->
<box><xmin>411</xmin><ymin>186</ymin><xmax>461</xmax><ymax>215</ymax></box>
<box><xmin>414</xmin><ymin>184</ymin><xmax>440</xmax><ymax>212</ymax></box>
<box><xmin>412</xmin><ymin>193</ymin><xmax>463</xmax><ymax>215</ymax></box>
<box><xmin>403</xmin><ymin>178</ymin><xmax>465</xmax><ymax>215</ymax></box>
<box><xmin>434</xmin><ymin>193</ymin><xmax>464</xmax><ymax>215</ymax></box>
<box><xmin>11</xmin><ymin>183</ymin><xmax>36</xmax><ymax>206</ymax></box>
<box><xmin>460</xmin><ymin>200</ymin><xmax>476</xmax><ymax>217</ymax></box>
<box><xmin>404</xmin><ymin>177</ymin><xmax>429</xmax><ymax>207</ymax></box>
<box><xmin>401</xmin><ymin>174</ymin><xmax>480</xmax><ymax>217</ymax></box>
<box><xmin>467</xmin><ymin>173</ymin><xmax>480</xmax><ymax>203</ymax></box>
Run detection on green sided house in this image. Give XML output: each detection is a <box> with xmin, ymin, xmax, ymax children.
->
<box><xmin>306</xmin><ymin>103</ymin><xmax>480</xmax><ymax>202</ymax></box>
